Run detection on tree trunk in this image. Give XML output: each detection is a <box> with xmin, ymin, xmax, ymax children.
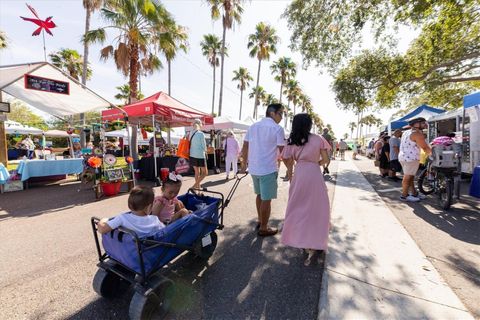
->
<box><xmin>168</xmin><ymin>59</ymin><xmax>171</xmax><ymax>96</ymax></box>
<box><xmin>285</xmin><ymin>100</ymin><xmax>290</xmax><ymax>128</ymax></box>
<box><xmin>131</xmin><ymin>124</ymin><xmax>139</xmax><ymax>160</ymax></box>
<box><xmin>239</xmin><ymin>89</ymin><xmax>243</xmax><ymax>120</ymax></box>
<box><xmin>356</xmin><ymin>112</ymin><xmax>360</xmax><ymax>140</ymax></box>
<box><xmin>80</xmin><ymin>8</ymin><xmax>92</xmax><ymax>148</ymax></box>
<box><xmin>253</xmin><ymin>59</ymin><xmax>262</xmax><ymax>119</ymax></box>
<box><xmin>129</xmin><ymin>45</ymin><xmax>139</xmax><ymax>101</ymax></box>
<box><xmin>279</xmin><ymin>81</ymin><xmax>283</xmax><ymax>104</ymax></box>
<box><xmin>218</xmin><ymin>24</ymin><xmax>227</xmax><ymax>116</ymax></box>
<box><xmin>212</xmin><ymin>64</ymin><xmax>216</xmax><ymax>115</ymax></box>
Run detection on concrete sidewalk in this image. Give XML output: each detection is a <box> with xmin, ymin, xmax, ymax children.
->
<box><xmin>319</xmin><ymin>158</ymin><xmax>473</xmax><ymax>319</ymax></box>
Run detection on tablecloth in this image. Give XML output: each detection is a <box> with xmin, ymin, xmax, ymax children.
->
<box><xmin>17</xmin><ymin>159</ymin><xmax>84</xmax><ymax>181</ymax></box>
<box><xmin>0</xmin><ymin>163</ymin><xmax>10</xmax><ymax>185</ymax></box>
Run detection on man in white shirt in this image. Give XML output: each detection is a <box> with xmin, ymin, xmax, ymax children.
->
<box><xmin>241</xmin><ymin>104</ymin><xmax>285</xmax><ymax>237</ymax></box>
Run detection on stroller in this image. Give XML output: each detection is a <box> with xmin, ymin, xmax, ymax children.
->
<box><xmin>90</xmin><ymin>173</ymin><xmax>248</xmax><ymax>320</ymax></box>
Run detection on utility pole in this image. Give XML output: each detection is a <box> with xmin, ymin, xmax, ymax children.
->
<box><xmin>0</xmin><ymin>91</ymin><xmax>8</xmax><ymax>166</ymax></box>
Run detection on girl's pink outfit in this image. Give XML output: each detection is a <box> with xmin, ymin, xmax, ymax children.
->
<box><xmin>154</xmin><ymin>196</ymin><xmax>178</xmax><ymax>223</ymax></box>
<box><xmin>281</xmin><ymin>134</ymin><xmax>331</xmax><ymax>250</ymax></box>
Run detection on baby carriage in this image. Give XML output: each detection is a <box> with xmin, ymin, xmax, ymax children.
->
<box><xmin>90</xmin><ymin>172</ymin><xmax>248</xmax><ymax>320</ymax></box>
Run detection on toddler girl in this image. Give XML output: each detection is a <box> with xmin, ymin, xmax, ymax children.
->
<box><xmin>152</xmin><ymin>172</ymin><xmax>191</xmax><ymax>224</ymax></box>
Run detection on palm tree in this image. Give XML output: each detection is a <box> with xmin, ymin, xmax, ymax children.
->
<box><xmin>248</xmin><ymin>86</ymin><xmax>266</xmax><ymax>117</ymax></box>
<box><xmin>0</xmin><ymin>30</ymin><xmax>7</xmax><ymax>50</ymax></box>
<box><xmin>284</xmin><ymin>79</ymin><xmax>302</xmax><ymax>115</ymax></box>
<box><xmin>157</xmin><ymin>24</ymin><xmax>189</xmax><ymax>95</ymax></box>
<box><xmin>270</xmin><ymin>57</ymin><xmax>296</xmax><ymax>103</ymax></box>
<box><xmin>49</xmin><ymin>48</ymin><xmax>92</xmax><ymax>80</ymax></box>
<box><xmin>247</xmin><ymin>22</ymin><xmax>279</xmax><ymax>119</ymax></box>
<box><xmin>84</xmin><ymin>0</ymin><xmax>171</xmax><ymax>102</ymax></box>
<box><xmin>348</xmin><ymin>122</ymin><xmax>357</xmax><ymax>139</ymax></box>
<box><xmin>200</xmin><ymin>34</ymin><xmax>224</xmax><ymax>115</ymax></box>
<box><xmin>115</xmin><ymin>84</ymin><xmax>144</xmax><ymax>105</ymax></box>
<box><xmin>207</xmin><ymin>0</ymin><xmax>244</xmax><ymax>116</ymax></box>
<box><xmin>262</xmin><ymin>93</ymin><xmax>278</xmax><ymax>107</ymax></box>
<box><xmin>232</xmin><ymin>67</ymin><xmax>253</xmax><ymax>120</ymax></box>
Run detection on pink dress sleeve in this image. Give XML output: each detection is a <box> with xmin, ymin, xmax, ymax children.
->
<box><xmin>281</xmin><ymin>144</ymin><xmax>293</xmax><ymax>160</ymax></box>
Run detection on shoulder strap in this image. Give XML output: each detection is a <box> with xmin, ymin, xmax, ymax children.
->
<box><xmin>189</xmin><ymin>130</ymin><xmax>197</xmax><ymax>142</ymax></box>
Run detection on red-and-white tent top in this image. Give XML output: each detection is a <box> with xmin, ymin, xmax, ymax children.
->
<box><xmin>102</xmin><ymin>91</ymin><xmax>213</xmax><ymax>128</ymax></box>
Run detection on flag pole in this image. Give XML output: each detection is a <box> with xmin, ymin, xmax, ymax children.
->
<box><xmin>42</xmin><ymin>29</ymin><xmax>47</xmax><ymax>61</ymax></box>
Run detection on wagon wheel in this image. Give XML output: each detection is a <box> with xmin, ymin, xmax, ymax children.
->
<box><xmin>92</xmin><ymin>268</ymin><xmax>126</xmax><ymax>299</ymax></box>
<box><xmin>194</xmin><ymin>231</ymin><xmax>218</xmax><ymax>259</ymax></box>
<box><xmin>129</xmin><ymin>278</ymin><xmax>175</xmax><ymax>320</ymax></box>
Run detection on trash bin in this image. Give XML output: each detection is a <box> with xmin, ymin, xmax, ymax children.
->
<box><xmin>469</xmin><ymin>165</ymin><xmax>480</xmax><ymax>198</ymax></box>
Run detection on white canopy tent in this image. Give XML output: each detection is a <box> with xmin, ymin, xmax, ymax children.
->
<box><xmin>5</xmin><ymin>120</ymin><xmax>43</xmax><ymax>135</ymax></box>
<box><xmin>187</xmin><ymin>116</ymin><xmax>251</xmax><ymax>133</ymax></box>
<box><xmin>0</xmin><ymin>62</ymin><xmax>115</xmax><ymax>116</ymax></box>
<box><xmin>43</xmin><ymin>130</ymin><xmax>79</xmax><ymax>138</ymax></box>
<box><xmin>105</xmin><ymin>128</ymin><xmax>152</xmax><ymax>146</ymax></box>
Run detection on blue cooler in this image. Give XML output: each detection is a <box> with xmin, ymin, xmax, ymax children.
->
<box><xmin>470</xmin><ymin>165</ymin><xmax>480</xmax><ymax>198</ymax></box>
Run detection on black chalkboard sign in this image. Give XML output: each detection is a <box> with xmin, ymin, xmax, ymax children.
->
<box><xmin>24</xmin><ymin>74</ymin><xmax>70</xmax><ymax>95</ymax></box>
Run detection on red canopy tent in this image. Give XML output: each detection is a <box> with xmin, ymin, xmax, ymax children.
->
<box><xmin>102</xmin><ymin>91</ymin><xmax>213</xmax><ymax>127</ymax></box>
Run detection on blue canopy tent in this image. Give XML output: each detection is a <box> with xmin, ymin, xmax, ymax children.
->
<box><xmin>389</xmin><ymin>104</ymin><xmax>445</xmax><ymax>131</ymax></box>
<box><xmin>463</xmin><ymin>91</ymin><xmax>480</xmax><ymax>109</ymax></box>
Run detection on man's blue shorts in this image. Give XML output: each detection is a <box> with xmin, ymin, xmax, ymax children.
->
<box><xmin>251</xmin><ymin>172</ymin><xmax>278</xmax><ymax>200</ymax></box>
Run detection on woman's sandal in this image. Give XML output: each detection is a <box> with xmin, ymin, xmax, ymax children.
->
<box><xmin>257</xmin><ymin>228</ymin><xmax>278</xmax><ymax>237</ymax></box>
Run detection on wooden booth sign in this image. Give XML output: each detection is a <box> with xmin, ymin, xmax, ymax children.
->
<box><xmin>24</xmin><ymin>74</ymin><xmax>70</xmax><ymax>95</ymax></box>
<box><xmin>0</xmin><ymin>102</ymin><xmax>10</xmax><ymax>113</ymax></box>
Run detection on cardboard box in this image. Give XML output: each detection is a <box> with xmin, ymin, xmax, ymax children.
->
<box><xmin>1</xmin><ymin>180</ymin><xmax>24</xmax><ymax>193</ymax></box>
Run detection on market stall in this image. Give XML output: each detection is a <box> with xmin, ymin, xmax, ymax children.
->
<box><xmin>0</xmin><ymin>62</ymin><xmax>124</xmax><ymax>193</ymax></box>
<box><xmin>102</xmin><ymin>91</ymin><xmax>213</xmax><ymax>182</ymax></box>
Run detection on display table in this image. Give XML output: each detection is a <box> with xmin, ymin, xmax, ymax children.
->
<box><xmin>0</xmin><ymin>163</ymin><xmax>9</xmax><ymax>184</ymax></box>
<box><xmin>139</xmin><ymin>156</ymin><xmax>192</xmax><ymax>180</ymax></box>
<box><xmin>17</xmin><ymin>159</ymin><xmax>84</xmax><ymax>182</ymax></box>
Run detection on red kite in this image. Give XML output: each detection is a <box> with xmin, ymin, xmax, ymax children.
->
<box><xmin>20</xmin><ymin>3</ymin><xmax>56</xmax><ymax>36</ymax></box>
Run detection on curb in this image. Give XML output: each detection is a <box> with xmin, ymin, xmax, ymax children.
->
<box><xmin>317</xmin><ymin>254</ymin><xmax>329</xmax><ymax>320</ymax></box>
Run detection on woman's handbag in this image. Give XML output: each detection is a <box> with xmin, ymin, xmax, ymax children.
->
<box><xmin>176</xmin><ymin>131</ymin><xmax>197</xmax><ymax>159</ymax></box>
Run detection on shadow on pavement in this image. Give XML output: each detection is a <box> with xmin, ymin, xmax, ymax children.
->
<box><xmin>66</xmin><ymin>220</ymin><xmax>323</xmax><ymax>320</ymax></box>
<box><xmin>328</xmin><ymin>216</ymin><xmax>432</xmax><ymax>318</ymax></box>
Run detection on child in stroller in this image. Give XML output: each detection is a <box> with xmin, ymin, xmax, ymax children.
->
<box><xmin>152</xmin><ymin>172</ymin><xmax>192</xmax><ymax>224</ymax></box>
<box><xmin>97</xmin><ymin>185</ymin><xmax>165</xmax><ymax>237</ymax></box>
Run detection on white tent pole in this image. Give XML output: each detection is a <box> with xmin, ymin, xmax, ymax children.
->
<box><xmin>152</xmin><ymin>115</ymin><xmax>158</xmax><ymax>180</ymax></box>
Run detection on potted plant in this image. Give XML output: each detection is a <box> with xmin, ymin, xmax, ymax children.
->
<box><xmin>99</xmin><ymin>176</ymin><xmax>122</xmax><ymax>196</ymax></box>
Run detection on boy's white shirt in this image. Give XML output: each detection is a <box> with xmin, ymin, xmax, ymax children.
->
<box><xmin>107</xmin><ymin>212</ymin><xmax>165</xmax><ymax>238</ymax></box>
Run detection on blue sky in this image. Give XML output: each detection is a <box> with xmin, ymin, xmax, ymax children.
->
<box><xmin>0</xmin><ymin>0</ymin><xmax>417</xmax><ymax>137</ymax></box>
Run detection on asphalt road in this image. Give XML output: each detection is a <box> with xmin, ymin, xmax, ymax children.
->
<box><xmin>352</xmin><ymin>154</ymin><xmax>480</xmax><ymax>318</ymax></box>
<box><xmin>0</xmin><ymin>161</ymin><xmax>337</xmax><ymax>320</ymax></box>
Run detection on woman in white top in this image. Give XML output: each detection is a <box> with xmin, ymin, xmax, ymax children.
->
<box><xmin>223</xmin><ymin>130</ymin><xmax>240</xmax><ymax>180</ymax></box>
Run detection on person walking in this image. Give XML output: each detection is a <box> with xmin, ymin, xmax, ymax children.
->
<box><xmin>223</xmin><ymin>130</ymin><xmax>240</xmax><ymax>180</ymax></box>
<box><xmin>281</xmin><ymin>113</ymin><xmax>331</xmax><ymax>266</ymax></box>
<box><xmin>338</xmin><ymin>139</ymin><xmax>348</xmax><ymax>160</ymax></box>
<box><xmin>352</xmin><ymin>141</ymin><xmax>359</xmax><ymax>160</ymax></box>
<box><xmin>379</xmin><ymin>136</ymin><xmax>391</xmax><ymax>177</ymax></box>
<box><xmin>241</xmin><ymin>103</ymin><xmax>285</xmax><ymax>237</ymax></box>
<box><xmin>189</xmin><ymin>119</ymin><xmax>208</xmax><ymax>189</ymax></box>
<box><xmin>374</xmin><ymin>133</ymin><xmax>385</xmax><ymax>176</ymax></box>
<box><xmin>388</xmin><ymin>129</ymin><xmax>402</xmax><ymax>181</ymax></box>
<box><xmin>398</xmin><ymin>117</ymin><xmax>432</xmax><ymax>202</ymax></box>
<box><xmin>321</xmin><ymin>128</ymin><xmax>333</xmax><ymax>174</ymax></box>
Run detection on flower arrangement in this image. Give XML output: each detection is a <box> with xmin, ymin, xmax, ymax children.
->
<box><xmin>125</xmin><ymin>156</ymin><xmax>133</xmax><ymax>164</ymax></box>
<box><xmin>87</xmin><ymin>156</ymin><xmax>102</xmax><ymax>168</ymax></box>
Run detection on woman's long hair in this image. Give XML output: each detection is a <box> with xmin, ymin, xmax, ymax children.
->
<box><xmin>288</xmin><ymin>113</ymin><xmax>312</xmax><ymax>146</ymax></box>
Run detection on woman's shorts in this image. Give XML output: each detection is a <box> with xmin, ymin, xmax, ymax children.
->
<box><xmin>190</xmin><ymin>157</ymin><xmax>206</xmax><ymax>167</ymax></box>
<box><xmin>400</xmin><ymin>160</ymin><xmax>420</xmax><ymax>176</ymax></box>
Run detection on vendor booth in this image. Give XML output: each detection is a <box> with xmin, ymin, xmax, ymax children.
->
<box><xmin>102</xmin><ymin>91</ymin><xmax>213</xmax><ymax>181</ymax></box>
<box><xmin>0</xmin><ymin>62</ymin><xmax>125</xmax><ymax>194</ymax></box>
<box><xmin>388</xmin><ymin>104</ymin><xmax>445</xmax><ymax>132</ymax></box>
<box><xmin>5</xmin><ymin>120</ymin><xmax>43</xmax><ymax>160</ymax></box>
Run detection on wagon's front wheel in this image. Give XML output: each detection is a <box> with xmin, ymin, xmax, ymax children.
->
<box><xmin>129</xmin><ymin>278</ymin><xmax>176</xmax><ymax>320</ymax></box>
<box><xmin>92</xmin><ymin>268</ymin><xmax>125</xmax><ymax>299</ymax></box>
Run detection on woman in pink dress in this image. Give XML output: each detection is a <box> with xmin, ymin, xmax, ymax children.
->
<box><xmin>281</xmin><ymin>113</ymin><xmax>331</xmax><ymax>266</ymax></box>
